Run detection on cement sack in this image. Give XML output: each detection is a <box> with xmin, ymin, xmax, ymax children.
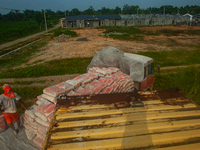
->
<box><xmin>108</xmin><ymin>67</ymin><xmax>120</xmax><ymax>73</ymax></box>
<box><xmin>82</xmin><ymin>73</ymin><xmax>98</xmax><ymax>80</ymax></box>
<box><xmin>92</xmin><ymin>67</ymin><xmax>108</xmax><ymax>75</ymax></box>
<box><xmin>33</xmin><ymin>132</ymin><xmax>45</xmax><ymax>148</ymax></box>
<box><xmin>25</xmin><ymin>129</ymin><xmax>36</xmax><ymax>141</ymax></box>
<box><xmin>75</xmin><ymin>88</ymin><xmax>94</xmax><ymax>95</ymax></box>
<box><xmin>35</xmin><ymin>117</ymin><xmax>50</xmax><ymax>127</ymax></box>
<box><xmin>25</xmin><ymin>105</ymin><xmax>37</xmax><ymax>119</ymax></box>
<box><xmin>43</xmin><ymin>86</ymin><xmax>65</xmax><ymax>97</ymax></box>
<box><xmin>67</xmin><ymin>91</ymin><xmax>82</xmax><ymax>96</ymax></box>
<box><xmin>35</xmin><ymin>111</ymin><xmax>48</xmax><ymax>122</ymax></box>
<box><xmin>55</xmin><ymin>82</ymin><xmax>74</xmax><ymax>93</ymax></box>
<box><xmin>37</xmin><ymin>95</ymin><xmax>42</xmax><ymax>101</ymax></box>
<box><xmin>36</xmin><ymin>103</ymin><xmax>55</xmax><ymax>117</ymax></box>
<box><xmin>24</xmin><ymin>118</ymin><xmax>37</xmax><ymax>130</ymax></box>
<box><xmin>38</xmin><ymin>127</ymin><xmax>47</xmax><ymax>137</ymax></box>
<box><xmin>65</xmin><ymin>79</ymin><xmax>82</xmax><ymax>89</ymax></box>
<box><xmin>90</xmin><ymin>80</ymin><xmax>101</xmax><ymax>86</ymax></box>
<box><xmin>36</xmin><ymin>99</ymin><xmax>43</xmax><ymax>105</ymax></box>
<box><xmin>36</xmin><ymin>122</ymin><xmax>48</xmax><ymax>133</ymax></box>
<box><xmin>0</xmin><ymin>115</ymin><xmax>8</xmax><ymax>132</ymax></box>
<box><xmin>42</xmin><ymin>93</ymin><xmax>57</xmax><ymax>103</ymax></box>
<box><xmin>23</xmin><ymin>114</ymin><xmax>35</xmax><ymax>123</ymax></box>
<box><xmin>101</xmin><ymin>87</ymin><xmax>114</xmax><ymax>94</ymax></box>
<box><xmin>87</xmin><ymin>46</ymin><xmax>124</xmax><ymax>71</ymax></box>
<box><xmin>48</xmin><ymin>114</ymin><xmax>53</xmax><ymax>122</ymax></box>
<box><xmin>24</xmin><ymin>123</ymin><xmax>37</xmax><ymax>133</ymax></box>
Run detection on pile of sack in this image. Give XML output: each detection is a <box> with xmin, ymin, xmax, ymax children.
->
<box><xmin>24</xmin><ymin>99</ymin><xmax>55</xmax><ymax>148</ymax></box>
<box><xmin>23</xmin><ymin>66</ymin><xmax>134</xmax><ymax>148</ymax></box>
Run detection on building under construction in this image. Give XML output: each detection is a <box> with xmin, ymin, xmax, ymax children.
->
<box><xmin>62</xmin><ymin>14</ymin><xmax>192</xmax><ymax>28</ymax></box>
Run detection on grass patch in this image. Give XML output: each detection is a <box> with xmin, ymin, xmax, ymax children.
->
<box><xmin>0</xmin><ymin>40</ymin><xmax>47</xmax><ymax>68</ymax></box>
<box><xmin>154</xmin><ymin>66</ymin><xmax>200</xmax><ymax>105</ymax></box>
<box><xmin>0</xmin><ymin>80</ymin><xmax>46</xmax><ymax>85</ymax></box>
<box><xmin>97</xmin><ymin>26</ymin><xmax>200</xmax><ymax>41</ymax></box>
<box><xmin>0</xmin><ymin>20</ymin><xmax>58</xmax><ymax>45</ymax></box>
<box><xmin>0</xmin><ymin>57</ymin><xmax>92</xmax><ymax>78</ymax></box>
<box><xmin>0</xmin><ymin>86</ymin><xmax>45</xmax><ymax>115</ymax></box>
<box><xmin>138</xmin><ymin>49</ymin><xmax>200</xmax><ymax>67</ymax></box>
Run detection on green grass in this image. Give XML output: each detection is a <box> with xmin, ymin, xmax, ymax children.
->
<box><xmin>0</xmin><ymin>19</ymin><xmax>60</xmax><ymax>45</ymax></box>
<box><xmin>154</xmin><ymin>66</ymin><xmax>200</xmax><ymax>105</ymax></box>
<box><xmin>0</xmin><ymin>57</ymin><xmax>92</xmax><ymax>78</ymax></box>
<box><xmin>138</xmin><ymin>49</ymin><xmax>200</xmax><ymax>67</ymax></box>
<box><xmin>97</xmin><ymin>26</ymin><xmax>200</xmax><ymax>41</ymax></box>
<box><xmin>0</xmin><ymin>80</ymin><xmax>46</xmax><ymax>85</ymax></box>
<box><xmin>0</xmin><ymin>40</ymin><xmax>47</xmax><ymax>68</ymax></box>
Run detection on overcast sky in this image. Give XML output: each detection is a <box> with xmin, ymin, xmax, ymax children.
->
<box><xmin>0</xmin><ymin>0</ymin><xmax>200</xmax><ymax>14</ymax></box>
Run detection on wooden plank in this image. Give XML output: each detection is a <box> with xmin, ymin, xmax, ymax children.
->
<box><xmin>51</xmin><ymin>119</ymin><xmax>200</xmax><ymax>140</ymax></box>
<box><xmin>48</xmin><ymin>129</ymin><xmax>200</xmax><ymax>150</ymax></box>
<box><xmin>56</xmin><ymin>103</ymin><xmax>197</xmax><ymax>120</ymax></box>
<box><xmin>54</xmin><ymin>110</ymin><xmax>200</xmax><ymax>129</ymax></box>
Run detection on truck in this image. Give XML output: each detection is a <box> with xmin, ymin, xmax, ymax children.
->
<box><xmin>42</xmin><ymin>47</ymin><xmax>200</xmax><ymax>149</ymax></box>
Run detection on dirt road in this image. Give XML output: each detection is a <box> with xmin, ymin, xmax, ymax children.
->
<box><xmin>0</xmin><ymin>24</ymin><xmax>60</xmax><ymax>50</ymax></box>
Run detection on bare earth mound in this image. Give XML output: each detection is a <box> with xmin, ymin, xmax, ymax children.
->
<box><xmin>27</xmin><ymin>26</ymin><xmax>200</xmax><ymax>65</ymax></box>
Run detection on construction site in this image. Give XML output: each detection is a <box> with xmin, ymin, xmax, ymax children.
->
<box><xmin>0</xmin><ymin>23</ymin><xmax>200</xmax><ymax>150</ymax></box>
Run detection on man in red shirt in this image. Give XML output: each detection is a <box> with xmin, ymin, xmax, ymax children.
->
<box><xmin>0</xmin><ymin>84</ymin><xmax>27</xmax><ymax>135</ymax></box>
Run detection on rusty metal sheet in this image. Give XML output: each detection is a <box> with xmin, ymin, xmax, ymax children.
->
<box><xmin>42</xmin><ymin>89</ymin><xmax>200</xmax><ymax>150</ymax></box>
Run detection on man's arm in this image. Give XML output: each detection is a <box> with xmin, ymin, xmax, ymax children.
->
<box><xmin>17</xmin><ymin>99</ymin><xmax>27</xmax><ymax>110</ymax></box>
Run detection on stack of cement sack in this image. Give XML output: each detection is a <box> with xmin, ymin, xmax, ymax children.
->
<box><xmin>24</xmin><ymin>98</ymin><xmax>55</xmax><ymax>148</ymax></box>
<box><xmin>23</xmin><ymin>67</ymin><xmax>134</xmax><ymax>148</ymax></box>
<box><xmin>67</xmin><ymin>67</ymin><xmax>134</xmax><ymax>96</ymax></box>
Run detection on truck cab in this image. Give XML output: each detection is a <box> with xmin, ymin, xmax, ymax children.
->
<box><xmin>123</xmin><ymin>53</ymin><xmax>155</xmax><ymax>91</ymax></box>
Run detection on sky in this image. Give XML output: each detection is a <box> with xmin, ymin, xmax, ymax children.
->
<box><xmin>0</xmin><ymin>0</ymin><xmax>200</xmax><ymax>14</ymax></box>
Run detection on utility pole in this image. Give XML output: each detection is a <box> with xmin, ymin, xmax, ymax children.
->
<box><xmin>137</xmin><ymin>8</ymin><xmax>139</xmax><ymax>15</ymax></box>
<box><xmin>162</xmin><ymin>6</ymin><xmax>165</xmax><ymax>28</ymax></box>
<box><xmin>65</xmin><ymin>11</ymin><xmax>66</xmax><ymax>18</ymax></box>
<box><xmin>43</xmin><ymin>9</ymin><xmax>48</xmax><ymax>33</ymax></box>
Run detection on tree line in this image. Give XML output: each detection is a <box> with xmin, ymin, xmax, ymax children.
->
<box><xmin>0</xmin><ymin>4</ymin><xmax>199</xmax><ymax>28</ymax></box>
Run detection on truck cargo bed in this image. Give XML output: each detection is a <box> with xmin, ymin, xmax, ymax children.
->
<box><xmin>43</xmin><ymin>88</ymin><xmax>200</xmax><ymax>150</ymax></box>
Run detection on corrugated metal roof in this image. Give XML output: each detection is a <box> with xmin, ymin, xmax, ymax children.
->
<box><xmin>65</xmin><ymin>15</ymin><xmax>121</xmax><ymax>21</ymax></box>
<box><xmin>43</xmin><ymin>89</ymin><xmax>200</xmax><ymax>150</ymax></box>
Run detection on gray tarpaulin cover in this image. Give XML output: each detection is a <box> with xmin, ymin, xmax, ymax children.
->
<box><xmin>87</xmin><ymin>46</ymin><xmax>124</xmax><ymax>69</ymax></box>
<box><xmin>0</xmin><ymin>119</ymin><xmax>40</xmax><ymax>150</ymax></box>
<box><xmin>87</xmin><ymin>46</ymin><xmax>153</xmax><ymax>82</ymax></box>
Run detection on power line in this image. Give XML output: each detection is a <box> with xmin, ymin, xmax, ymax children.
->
<box><xmin>0</xmin><ymin>7</ymin><xmax>25</xmax><ymax>12</ymax></box>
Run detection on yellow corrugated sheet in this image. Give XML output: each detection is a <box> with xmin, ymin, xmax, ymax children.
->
<box><xmin>43</xmin><ymin>91</ymin><xmax>200</xmax><ymax>150</ymax></box>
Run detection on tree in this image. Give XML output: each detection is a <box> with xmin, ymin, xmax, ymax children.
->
<box><xmin>34</xmin><ymin>11</ymin><xmax>43</xmax><ymax>30</ymax></box>
<box><xmin>0</xmin><ymin>13</ymin><xmax>2</xmax><ymax>20</ymax></box>
<box><xmin>123</xmin><ymin>4</ymin><xmax>130</xmax><ymax>14</ymax></box>
<box><xmin>130</xmin><ymin>5</ymin><xmax>139</xmax><ymax>14</ymax></box>
<box><xmin>113</xmin><ymin>6</ymin><xmax>121</xmax><ymax>14</ymax></box>
<box><xmin>83</xmin><ymin>6</ymin><xmax>95</xmax><ymax>15</ymax></box>
<box><xmin>23</xmin><ymin>9</ymin><xmax>34</xmax><ymax>20</ymax></box>
<box><xmin>101</xmin><ymin>7</ymin><xmax>111</xmax><ymax>14</ymax></box>
<box><xmin>71</xmin><ymin>8</ymin><xmax>80</xmax><ymax>16</ymax></box>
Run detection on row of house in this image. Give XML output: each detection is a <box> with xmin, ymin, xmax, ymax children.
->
<box><xmin>61</xmin><ymin>14</ymin><xmax>199</xmax><ymax>28</ymax></box>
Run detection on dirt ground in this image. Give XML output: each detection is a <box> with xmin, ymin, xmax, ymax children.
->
<box><xmin>3</xmin><ymin>25</ymin><xmax>200</xmax><ymax>89</ymax></box>
<box><xmin>24</xmin><ymin>25</ymin><xmax>200</xmax><ymax>66</ymax></box>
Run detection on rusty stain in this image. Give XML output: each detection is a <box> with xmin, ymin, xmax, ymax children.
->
<box><xmin>70</xmin><ymin>101</ymin><xmax>75</xmax><ymax>105</ymax></box>
<box><xmin>54</xmin><ymin>123</ymin><xmax>59</xmax><ymax>128</ymax></box>
<box><xmin>102</xmin><ymin>120</ymin><xmax>106</xmax><ymax>124</ymax></box>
